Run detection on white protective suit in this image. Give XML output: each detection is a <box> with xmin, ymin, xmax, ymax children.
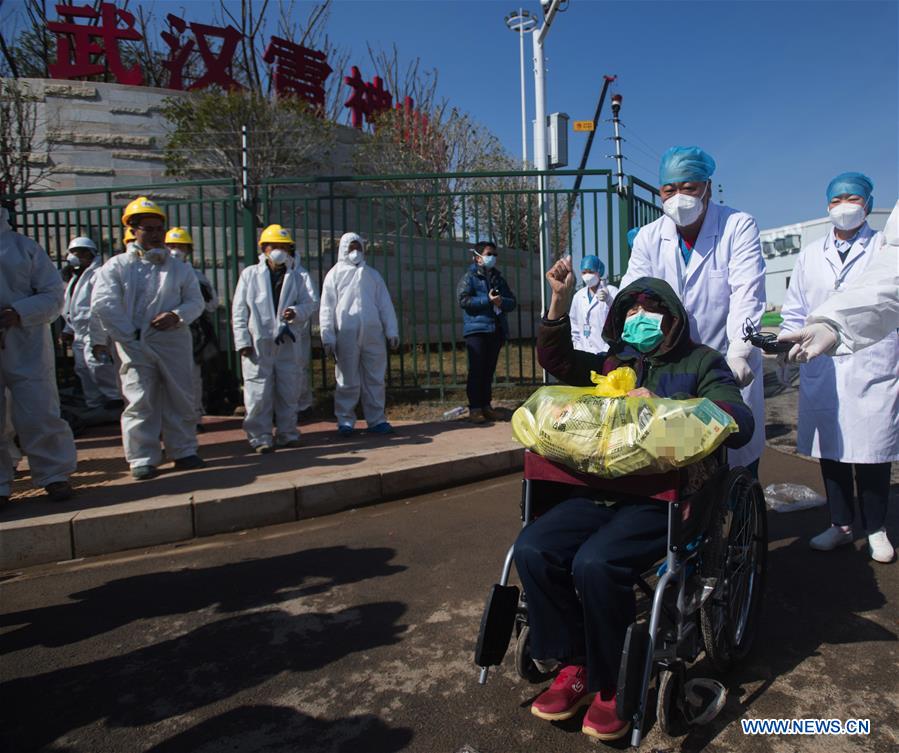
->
<box><xmin>63</xmin><ymin>256</ymin><xmax>120</xmax><ymax>408</ymax></box>
<box><xmin>620</xmin><ymin>202</ymin><xmax>767</xmax><ymax>467</ymax></box>
<box><xmin>91</xmin><ymin>244</ymin><xmax>204</xmax><ymax>468</ymax></box>
<box><xmin>780</xmin><ymin>223</ymin><xmax>898</xmax><ymax>463</ymax></box>
<box><xmin>570</xmin><ymin>281</ymin><xmax>619</xmax><ymax>354</ymax></box>
<box><xmin>807</xmin><ymin>200</ymin><xmax>899</xmax><ymax>355</ymax></box>
<box><xmin>319</xmin><ymin>233</ymin><xmax>399</xmax><ymax>429</ymax></box>
<box><xmin>0</xmin><ymin>211</ymin><xmax>77</xmax><ymax>495</ymax></box>
<box><xmin>190</xmin><ymin>265</ymin><xmax>219</xmax><ymax>422</ymax></box>
<box><xmin>232</xmin><ymin>255</ymin><xmax>318</xmax><ymax>447</ymax></box>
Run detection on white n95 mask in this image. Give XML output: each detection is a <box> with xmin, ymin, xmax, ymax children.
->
<box><xmin>347</xmin><ymin>249</ymin><xmax>363</xmax><ymax>265</ymax></box>
<box><xmin>66</xmin><ymin>253</ymin><xmax>83</xmax><ymax>267</ymax></box>
<box><xmin>169</xmin><ymin>249</ymin><xmax>187</xmax><ymax>262</ymax></box>
<box><xmin>144</xmin><ymin>247</ymin><xmax>168</xmax><ymax>264</ymax></box>
<box><xmin>581</xmin><ymin>272</ymin><xmax>598</xmax><ymax>287</ymax></box>
<box><xmin>828</xmin><ymin>202</ymin><xmax>867</xmax><ymax>231</ymax></box>
<box><xmin>663</xmin><ymin>184</ymin><xmax>708</xmax><ymax>227</ymax></box>
<box><xmin>269</xmin><ymin>248</ymin><xmax>290</xmax><ymax>266</ymax></box>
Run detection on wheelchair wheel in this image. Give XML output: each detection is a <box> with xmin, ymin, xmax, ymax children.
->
<box><xmin>514</xmin><ymin>625</ymin><xmax>553</xmax><ymax>683</ymax></box>
<box><xmin>700</xmin><ymin>470</ymin><xmax>768</xmax><ymax>673</ymax></box>
<box><xmin>656</xmin><ymin>668</ymin><xmax>689</xmax><ymax>737</ymax></box>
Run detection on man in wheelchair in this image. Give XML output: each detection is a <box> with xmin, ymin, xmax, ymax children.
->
<box><xmin>514</xmin><ymin>261</ymin><xmax>755</xmax><ymax>741</ymax></box>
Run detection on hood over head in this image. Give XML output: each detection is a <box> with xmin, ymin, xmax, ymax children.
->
<box><xmin>601</xmin><ymin>276</ymin><xmax>691</xmax><ymax>358</ymax></box>
<box><xmin>338</xmin><ymin>232</ymin><xmax>365</xmax><ymax>262</ymax></box>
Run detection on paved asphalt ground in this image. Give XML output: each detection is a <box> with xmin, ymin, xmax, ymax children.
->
<box><xmin>1</xmin><ymin>456</ymin><xmax>897</xmax><ymax>753</ymax></box>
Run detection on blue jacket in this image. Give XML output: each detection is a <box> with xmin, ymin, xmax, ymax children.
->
<box><xmin>457</xmin><ymin>263</ymin><xmax>517</xmax><ymax>337</ymax></box>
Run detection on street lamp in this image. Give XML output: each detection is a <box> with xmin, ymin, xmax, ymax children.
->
<box><xmin>504</xmin><ymin>9</ymin><xmax>537</xmax><ymax>168</ymax></box>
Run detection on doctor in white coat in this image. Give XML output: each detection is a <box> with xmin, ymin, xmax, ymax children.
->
<box><xmin>232</xmin><ymin>224</ymin><xmax>318</xmax><ymax>453</ymax></box>
<box><xmin>569</xmin><ymin>255</ymin><xmax>618</xmax><ymax>354</ymax></box>
<box><xmin>779</xmin><ymin>173</ymin><xmax>897</xmax><ymax>563</ymax></box>
<box><xmin>62</xmin><ymin>236</ymin><xmax>120</xmax><ymax>410</ymax></box>
<box><xmin>620</xmin><ymin>146</ymin><xmax>766</xmax><ymax>473</ymax></box>
<box><xmin>92</xmin><ymin>197</ymin><xmax>205</xmax><ymax>480</ymax></box>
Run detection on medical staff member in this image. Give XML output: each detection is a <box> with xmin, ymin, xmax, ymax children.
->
<box><xmin>779</xmin><ymin>199</ymin><xmax>899</xmax><ymax>360</ymax></box>
<box><xmin>62</xmin><ymin>236</ymin><xmax>121</xmax><ymax>410</ymax></box>
<box><xmin>92</xmin><ymin>197</ymin><xmax>205</xmax><ymax>480</ymax></box>
<box><xmin>0</xmin><ymin>208</ymin><xmax>77</xmax><ymax>505</ymax></box>
<box><xmin>166</xmin><ymin>227</ymin><xmax>218</xmax><ymax>423</ymax></box>
<box><xmin>232</xmin><ymin>225</ymin><xmax>317</xmax><ymax>453</ymax></box>
<box><xmin>457</xmin><ymin>241</ymin><xmax>517</xmax><ymax>424</ymax></box>
<box><xmin>570</xmin><ymin>255</ymin><xmax>617</xmax><ymax>354</ymax></box>
<box><xmin>620</xmin><ymin>146</ymin><xmax>766</xmax><ymax>473</ymax></box>
<box><xmin>779</xmin><ymin>173</ymin><xmax>897</xmax><ymax>563</ymax></box>
<box><xmin>320</xmin><ymin>232</ymin><xmax>399</xmax><ymax>436</ymax></box>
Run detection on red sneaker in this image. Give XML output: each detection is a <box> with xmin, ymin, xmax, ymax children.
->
<box><xmin>530</xmin><ymin>665</ymin><xmax>591</xmax><ymax>721</ymax></box>
<box><xmin>582</xmin><ymin>693</ymin><xmax>630</xmax><ymax>740</ymax></box>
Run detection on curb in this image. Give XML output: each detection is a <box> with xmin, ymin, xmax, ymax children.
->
<box><xmin>0</xmin><ymin>447</ymin><xmax>524</xmax><ymax>571</ymax></box>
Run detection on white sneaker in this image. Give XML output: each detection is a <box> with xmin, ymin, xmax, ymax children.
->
<box><xmin>809</xmin><ymin>525</ymin><xmax>853</xmax><ymax>551</ymax></box>
<box><xmin>868</xmin><ymin>529</ymin><xmax>896</xmax><ymax>564</ymax></box>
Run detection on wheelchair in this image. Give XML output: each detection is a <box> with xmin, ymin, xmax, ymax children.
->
<box><xmin>474</xmin><ymin>449</ymin><xmax>768</xmax><ymax>747</ymax></box>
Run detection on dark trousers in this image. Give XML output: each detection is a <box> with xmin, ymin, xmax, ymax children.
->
<box><xmin>820</xmin><ymin>459</ymin><xmax>891</xmax><ymax>532</ymax></box>
<box><xmin>465</xmin><ymin>332</ymin><xmax>504</xmax><ymax>410</ymax></box>
<box><xmin>514</xmin><ymin>496</ymin><xmax>669</xmax><ymax>693</ymax></box>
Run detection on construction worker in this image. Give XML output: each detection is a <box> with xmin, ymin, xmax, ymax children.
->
<box><xmin>232</xmin><ymin>225</ymin><xmax>318</xmax><ymax>453</ymax></box>
<box><xmin>166</xmin><ymin>227</ymin><xmax>218</xmax><ymax>424</ymax></box>
<box><xmin>91</xmin><ymin>197</ymin><xmax>205</xmax><ymax>480</ymax></box>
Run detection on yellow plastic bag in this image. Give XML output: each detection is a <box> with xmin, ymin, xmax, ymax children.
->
<box><xmin>590</xmin><ymin>366</ymin><xmax>637</xmax><ymax>397</ymax></box>
<box><xmin>511</xmin><ymin>382</ymin><xmax>737</xmax><ymax>478</ymax></box>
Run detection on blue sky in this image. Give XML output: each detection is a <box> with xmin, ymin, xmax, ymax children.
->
<box><xmin>8</xmin><ymin>0</ymin><xmax>897</xmax><ymax>229</ymax></box>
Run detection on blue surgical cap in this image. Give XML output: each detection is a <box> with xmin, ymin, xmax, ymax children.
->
<box><xmin>827</xmin><ymin>172</ymin><xmax>873</xmax><ymax>208</ymax></box>
<box><xmin>581</xmin><ymin>255</ymin><xmax>604</xmax><ymax>275</ymax></box>
<box><xmin>627</xmin><ymin>227</ymin><xmax>640</xmax><ymax>250</ymax></box>
<box><xmin>659</xmin><ymin>146</ymin><xmax>716</xmax><ymax>186</ymax></box>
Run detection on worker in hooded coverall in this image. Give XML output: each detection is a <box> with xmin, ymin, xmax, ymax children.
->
<box><xmin>166</xmin><ymin>227</ymin><xmax>218</xmax><ymax>424</ymax></box>
<box><xmin>319</xmin><ymin>232</ymin><xmax>399</xmax><ymax>436</ymax></box>
<box><xmin>619</xmin><ymin>146</ymin><xmax>766</xmax><ymax>476</ymax></box>
<box><xmin>0</xmin><ymin>207</ymin><xmax>77</xmax><ymax>505</ymax></box>
<box><xmin>62</xmin><ymin>236</ymin><xmax>121</xmax><ymax>410</ymax></box>
<box><xmin>232</xmin><ymin>225</ymin><xmax>318</xmax><ymax>453</ymax></box>
<box><xmin>91</xmin><ymin>197</ymin><xmax>205</xmax><ymax>480</ymax></box>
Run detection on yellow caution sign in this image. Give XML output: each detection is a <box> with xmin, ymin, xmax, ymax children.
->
<box><xmin>573</xmin><ymin>120</ymin><xmax>595</xmax><ymax>132</ymax></box>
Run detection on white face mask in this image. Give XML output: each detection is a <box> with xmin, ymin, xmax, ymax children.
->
<box><xmin>170</xmin><ymin>248</ymin><xmax>187</xmax><ymax>262</ymax></box>
<box><xmin>66</xmin><ymin>253</ymin><xmax>83</xmax><ymax>268</ymax></box>
<box><xmin>662</xmin><ymin>183</ymin><xmax>708</xmax><ymax>227</ymax></box>
<box><xmin>347</xmin><ymin>249</ymin><xmax>363</xmax><ymax>265</ymax></box>
<box><xmin>829</xmin><ymin>201</ymin><xmax>867</xmax><ymax>231</ymax></box>
<box><xmin>144</xmin><ymin>247</ymin><xmax>168</xmax><ymax>264</ymax></box>
<box><xmin>581</xmin><ymin>272</ymin><xmax>598</xmax><ymax>287</ymax></box>
<box><xmin>268</xmin><ymin>248</ymin><xmax>290</xmax><ymax>266</ymax></box>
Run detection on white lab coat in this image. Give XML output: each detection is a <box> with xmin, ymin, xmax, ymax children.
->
<box><xmin>620</xmin><ymin>202</ymin><xmax>767</xmax><ymax>466</ymax></box>
<box><xmin>780</xmin><ymin>223</ymin><xmax>898</xmax><ymax>463</ymax></box>
<box><xmin>63</xmin><ymin>257</ymin><xmax>120</xmax><ymax>408</ymax></box>
<box><xmin>808</xmin><ymin>201</ymin><xmax>899</xmax><ymax>355</ymax></box>
<box><xmin>0</xmin><ymin>216</ymin><xmax>77</xmax><ymax>494</ymax></box>
<box><xmin>92</xmin><ymin>245</ymin><xmax>204</xmax><ymax>468</ymax></box>
<box><xmin>320</xmin><ymin>232</ymin><xmax>399</xmax><ymax>428</ymax></box>
<box><xmin>570</xmin><ymin>282</ymin><xmax>618</xmax><ymax>354</ymax></box>
<box><xmin>232</xmin><ymin>255</ymin><xmax>317</xmax><ymax>447</ymax></box>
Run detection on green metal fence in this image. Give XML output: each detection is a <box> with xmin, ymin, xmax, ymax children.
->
<box><xmin>4</xmin><ymin>169</ymin><xmax>659</xmax><ymax>397</ymax></box>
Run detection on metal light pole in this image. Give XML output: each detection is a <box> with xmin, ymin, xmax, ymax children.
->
<box><xmin>532</xmin><ymin>0</ymin><xmax>564</xmax><ymax>322</ymax></box>
<box><xmin>505</xmin><ymin>10</ymin><xmax>537</xmax><ymax>168</ymax></box>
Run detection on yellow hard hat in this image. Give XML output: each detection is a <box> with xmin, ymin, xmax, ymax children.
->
<box><xmin>165</xmin><ymin>227</ymin><xmax>193</xmax><ymax>245</ymax></box>
<box><xmin>258</xmin><ymin>224</ymin><xmax>294</xmax><ymax>247</ymax></box>
<box><xmin>122</xmin><ymin>196</ymin><xmax>166</xmax><ymax>225</ymax></box>
<box><xmin>123</xmin><ymin>226</ymin><xmax>136</xmax><ymax>243</ymax></box>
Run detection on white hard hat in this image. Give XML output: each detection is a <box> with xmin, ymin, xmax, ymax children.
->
<box><xmin>67</xmin><ymin>236</ymin><xmax>97</xmax><ymax>253</ymax></box>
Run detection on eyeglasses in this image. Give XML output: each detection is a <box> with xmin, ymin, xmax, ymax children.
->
<box><xmin>136</xmin><ymin>225</ymin><xmax>165</xmax><ymax>233</ymax></box>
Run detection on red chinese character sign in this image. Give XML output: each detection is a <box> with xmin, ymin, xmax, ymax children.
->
<box><xmin>162</xmin><ymin>15</ymin><xmax>244</xmax><ymax>91</ymax></box>
<box><xmin>263</xmin><ymin>36</ymin><xmax>332</xmax><ymax>109</ymax></box>
<box><xmin>343</xmin><ymin>66</ymin><xmax>393</xmax><ymax>129</ymax></box>
<box><xmin>47</xmin><ymin>2</ymin><xmax>143</xmax><ymax>85</ymax></box>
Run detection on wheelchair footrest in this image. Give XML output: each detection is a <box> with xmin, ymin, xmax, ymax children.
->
<box><xmin>474</xmin><ymin>584</ymin><xmax>520</xmax><ymax>668</ymax></box>
<box><xmin>616</xmin><ymin>621</ymin><xmax>648</xmax><ymax>722</ymax></box>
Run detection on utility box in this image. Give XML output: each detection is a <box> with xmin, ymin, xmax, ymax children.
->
<box><xmin>547</xmin><ymin>112</ymin><xmax>569</xmax><ymax>169</ymax></box>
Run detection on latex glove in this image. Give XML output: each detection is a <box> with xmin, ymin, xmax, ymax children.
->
<box><xmin>274</xmin><ymin>322</ymin><xmax>296</xmax><ymax>345</ymax></box>
<box><xmin>777</xmin><ymin>323</ymin><xmax>839</xmax><ymax>363</ymax></box>
<box><xmin>323</xmin><ymin>343</ymin><xmax>335</xmax><ymax>358</ymax></box>
<box><xmin>595</xmin><ymin>286</ymin><xmax>609</xmax><ymax>302</ymax></box>
<box><xmin>726</xmin><ymin>355</ymin><xmax>754</xmax><ymax>388</ymax></box>
<box><xmin>388</xmin><ymin>336</ymin><xmax>400</xmax><ymax>350</ymax></box>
